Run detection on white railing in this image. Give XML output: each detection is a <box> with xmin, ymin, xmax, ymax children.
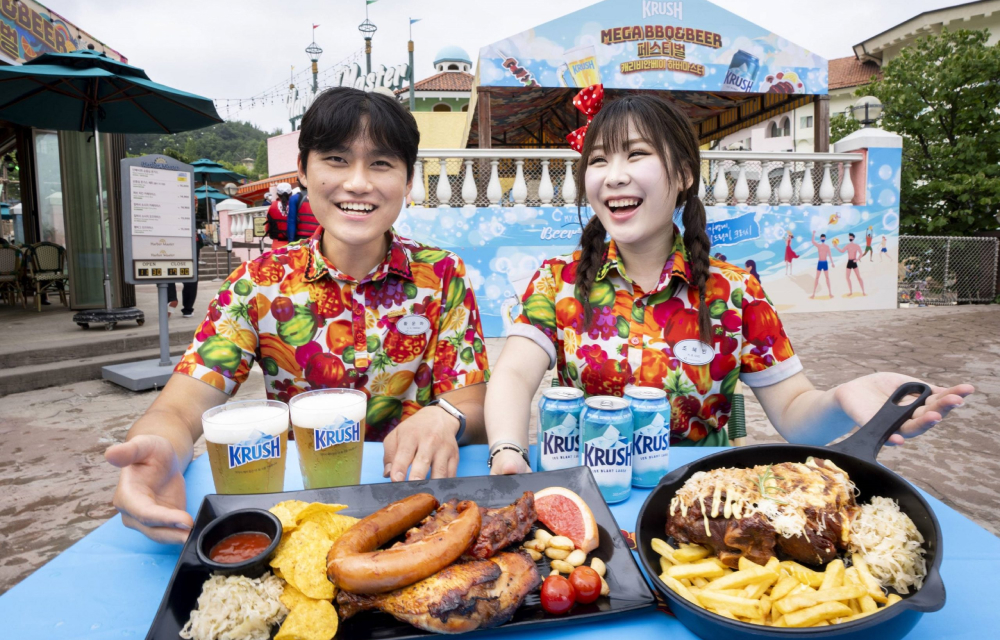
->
<box><xmin>411</xmin><ymin>149</ymin><xmax>864</xmax><ymax>208</ymax></box>
<box><xmin>224</xmin><ymin>205</ymin><xmax>268</xmax><ymax>239</ymax></box>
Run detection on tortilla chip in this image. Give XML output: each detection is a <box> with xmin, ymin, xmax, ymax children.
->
<box><xmin>270</xmin><ymin>500</ymin><xmax>311</xmax><ymax>532</ymax></box>
<box><xmin>299</xmin><ymin>511</ymin><xmax>359</xmax><ymax>543</ymax></box>
<box><xmin>294</xmin><ymin>503</ymin><xmax>348</xmax><ymax>525</ymax></box>
<box><xmin>271</xmin><ymin>521</ymin><xmax>334</xmax><ymax>601</ymax></box>
<box><xmin>275</xmin><ymin>598</ymin><xmax>339</xmax><ymax>640</ymax></box>
<box><xmin>280</xmin><ymin>582</ymin><xmax>315</xmax><ymax>611</ymax></box>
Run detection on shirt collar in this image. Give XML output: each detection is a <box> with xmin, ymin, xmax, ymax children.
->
<box><xmin>304</xmin><ymin>227</ymin><xmax>414</xmax><ymax>284</ymax></box>
<box><xmin>596</xmin><ymin>225</ymin><xmax>691</xmax><ymax>289</ymax></box>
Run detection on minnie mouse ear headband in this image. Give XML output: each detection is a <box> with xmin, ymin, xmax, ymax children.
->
<box><xmin>565</xmin><ymin>84</ymin><xmax>604</xmax><ymax>153</ymax></box>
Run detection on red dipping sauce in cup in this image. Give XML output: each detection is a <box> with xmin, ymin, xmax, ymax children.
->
<box><xmin>208</xmin><ymin>532</ymin><xmax>272</xmax><ymax>564</ymax></box>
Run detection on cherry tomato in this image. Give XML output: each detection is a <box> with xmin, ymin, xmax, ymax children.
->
<box><xmin>569</xmin><ymin>566</ymin><xmax>602</xmax><ymax>604</ymax></box>
<box><xmin>540</xmin><ymin>575</ymin><xmax>575</xmax><ymax>615</ymax></box>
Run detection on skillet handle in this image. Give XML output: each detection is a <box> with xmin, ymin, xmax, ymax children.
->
<box><xmin>829</xmin><ymin>382</ymin><xmax>932</xmax><ymax>462</ymax></box>
<box><xmin>900</xmin><ymin>567</ymin><xmax>946</xmax><ymax>612</ymax></box>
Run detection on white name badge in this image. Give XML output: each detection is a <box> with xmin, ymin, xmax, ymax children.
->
<box><xmin>397</xmin><ymin>314</ymin><xmax>431</xmax><ymax>336</ymax></box>
<box><xmin>673</xmin><ymin>339</ymin><xmax>715</xmax><ymax>366</ymax></box>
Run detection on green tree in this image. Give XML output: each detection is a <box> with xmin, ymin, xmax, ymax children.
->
<box><xmin>830</xmin><ymin>112</ymin><xmax>862</xmax><ymax>144</ymax></box>
<box><xmin>865</xmin><ymin>28</ymin><xmax>1000</xmax><ymax>235</ymax></box>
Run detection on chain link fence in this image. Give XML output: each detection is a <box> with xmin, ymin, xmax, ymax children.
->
<box><xmin>898</xmin><ymin>235</ymin><xmax>999</xmax><ymax>305</ymax></box>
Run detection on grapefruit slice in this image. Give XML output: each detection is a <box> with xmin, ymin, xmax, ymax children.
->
<box><xmin>534</xmin><ymin>487</ymin><xmax>599</xmax><ymax>553</ymax></box>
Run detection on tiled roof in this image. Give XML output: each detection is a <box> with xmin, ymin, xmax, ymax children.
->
<box><xmin>829</xmin><ymin>56</ymin><xmax>882</xmax><ymax>90</ymax></box>
<box><xmin>395</xmin><ymin>71</ymin><xmax>474</xmax><ymax>94</ymax></box>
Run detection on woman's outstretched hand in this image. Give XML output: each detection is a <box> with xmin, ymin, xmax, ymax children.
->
<box><xmin>833</xmin><ymin>373</ymin><xmax>974</xmax><ymax>445</ymax></box>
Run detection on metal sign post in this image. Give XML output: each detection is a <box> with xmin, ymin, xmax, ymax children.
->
<box><xmin>102</xmin><ymin>154</ymin><xmax>197</xmax><ymax>391</ymax></box>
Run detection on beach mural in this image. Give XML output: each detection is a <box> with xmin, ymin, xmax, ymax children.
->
<box><xmin>396</xmin><ymin>148</ymin><xmax>901</xmax><ymax>337</ymax></box>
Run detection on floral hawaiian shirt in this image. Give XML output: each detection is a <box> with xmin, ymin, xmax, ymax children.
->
<box><xmin>175</xmin><ymin>229</ymin><xmax>489</xmax><ymax>442</ymax></box>
<box><xmin>512</xmin><ymin>229</ymin><xmax>801</xmax><ymax>446</ymax></box>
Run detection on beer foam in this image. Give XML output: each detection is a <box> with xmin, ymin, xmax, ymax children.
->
<box><xmin>202</xmin><ymin>404</ymin><xmax>288</xmax><ymax>444</ymax></box>
<box><xmin>291</xmin><ymin>392</ymin><xmax>366</xmax><ymax>430</ymax></box>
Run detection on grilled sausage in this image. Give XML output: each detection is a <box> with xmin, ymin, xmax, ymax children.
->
<box><xmin>327</xmin><ymin>494</ymin><xmax>482</xmax><ymax>594</ymax></box>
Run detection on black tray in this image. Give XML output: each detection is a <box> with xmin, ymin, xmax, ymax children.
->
<box><xmin>146</xmin><ymin>467</ymin><xmax>656</xmax><ymax>639</ymax></box>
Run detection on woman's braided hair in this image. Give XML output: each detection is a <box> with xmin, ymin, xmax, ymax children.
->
<box><xmin>574</xmin><ymin>94</ymin><xmax>713</xmax><ymax>342</ymax></box>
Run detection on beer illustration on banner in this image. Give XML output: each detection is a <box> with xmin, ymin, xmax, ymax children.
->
<box><xmin>557</xmin><ymin>45</ymin><xmax>602</xmax><ymax>88</ymax></box>
<box><xmin>290</xmin><ymin>388</ymin><xmax>367</xmax><ymax>489</ymax></box>
<box><xmin>624</xmin><ymin>387</ymin><xmax>671</xmax><ymax>488</ymax></box>
<box><xmin>581</xmin><ymin>396</ymin><xmax>633</xmax><ymax>504</ymax></box>
<box><xmin>720</xmin><ymin>49</ymin><xmax>760</xmax><ymax>92</ymax></box>
<box><xmin>202</xmin><ymin>400</ymin><xmax>289</xmax><ymax>495</ymax></box>
<box><xmin>537</xmin><ymin>387</ymin><xmax>585</xmax><ymax>471</ymax></box>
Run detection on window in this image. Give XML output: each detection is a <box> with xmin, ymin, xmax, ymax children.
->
<box><xmin>448</xmin><ymin>64</ymin><xmax>459</xmax><ymax>71</ymax></box>
<box><xmin>461</xmin><ymin>104</ymin><xmax>469</xmax><ymax>112</ymax></box>
<box><xmin>433</xmin><ymin>103</ymin><xmax>452</xmax><ymax>112</ymax></box>
<box><xmin>768</xmin><ymin>122</ymin><xmax>779</xmax><ymax>138</ymax></box>
<box><xmin>781</xmin><ymin>117</ymin><xmax>791</xmax><ymax>137</ymax></box>
<box><xmin>800</xmin><ymin>116</ymin><xmax>814</xmax><ymax>128</ymax></box>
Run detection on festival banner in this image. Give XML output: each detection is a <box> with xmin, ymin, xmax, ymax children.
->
<box><xmin>477</xmin><ymin>0</ymin><xmax>826</xmax><ymax>95</ymax></box>
<box><xmin>396</xmin><ymin>149</ymin><xmax>900</xmax><ymax>337</ymax></box>
<box><xmin>0</xmin><ymin>0</ymin><xmax>126</xmax><ymax>65</ymax></box>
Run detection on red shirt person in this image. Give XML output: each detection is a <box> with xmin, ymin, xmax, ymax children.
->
<box><xmin>265</xmin><ymin>183</ymin><xmax>293</xmax><ymax>250</ymax></box>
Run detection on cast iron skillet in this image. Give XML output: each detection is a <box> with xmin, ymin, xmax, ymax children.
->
<box><xmin>636</xmin><ymin>382</ymin><xmax>944</xmax><ymax>640</ymax></box>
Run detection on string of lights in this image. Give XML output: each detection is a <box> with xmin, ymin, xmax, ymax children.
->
<box><xmin>212</xmin><ymin>48</ymin><xmax>365</xmax><ymax>120</ymax></box>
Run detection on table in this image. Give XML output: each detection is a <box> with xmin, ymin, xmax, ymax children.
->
<box><xmin>3</xmin><ymin>445</ymin><xmax>999</xmax><ymax>639</ymax></box>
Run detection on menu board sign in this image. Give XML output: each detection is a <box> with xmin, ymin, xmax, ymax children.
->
<box><xmin>122</xmin><ymin>155</ymin><xmax>198</xmax><ymax>285</ymax></box>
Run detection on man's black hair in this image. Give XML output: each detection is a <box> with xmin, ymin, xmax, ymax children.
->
<box><xmin>298</xmin><ymin>87</ymin><xmax>420</xmax><ymax>181</ymax></box>
<box><xmin>820</xmin><ymin>233</ymin><xmax>827</xmax><ymax>238</ymax></box>
<box><xmin>849</xmin><ymin>233</ymin><xmax>856</xmax><ymax>239</ymax></box>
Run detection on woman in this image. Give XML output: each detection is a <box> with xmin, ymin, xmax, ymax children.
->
<box><xmin>784</xmin><ymin>231</ymin><xmax>798</xmax><ymax>275</ymax></box>
<box><xmin>484</xmin><ymin>94</ymin><xmax>971</xmax><ymax>474</ymax></box>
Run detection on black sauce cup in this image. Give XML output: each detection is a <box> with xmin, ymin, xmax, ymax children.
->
<box><xmin>196</xmin><ymin>508</ymin><xmax>282</xmax><ymax>577</ymax></box>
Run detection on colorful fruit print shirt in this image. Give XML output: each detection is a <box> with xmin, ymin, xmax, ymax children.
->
<box><xmin>175</xmin><ymin>230</ymin><xmax>489</xmax><ymax>442</ymax></box>
<box><xmin>511</xmin><ymin>229</ymin><xmax>802</xmax><ymax>446</ymax></box>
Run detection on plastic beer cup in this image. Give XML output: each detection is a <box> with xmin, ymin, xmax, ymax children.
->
<box><xmin>202</xmin><ymin>400</ymin><xmax>289</xmax><ymax>495</ymax></box>
<box><xmin>557</xmin><ymin>45</ymin><xmax>602</xmax><ymax>87</ymax></box>
<box><xmin>290</xmin><ymin>388</ymin><xmax>367</xmax><ymax>489</ymax></box>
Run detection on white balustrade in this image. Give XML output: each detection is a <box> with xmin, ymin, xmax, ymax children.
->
<box><xmin>818</xmin><ymin>162</ymin><xmax>835</xmax><ymax>206</ymax></box>
<box><xmin>461</xmin><ymin>160</ymin><xmax>477</xmax><ymax>205</ymax></box>
<box><xmin>799</xmin><ymin>162</ymin><xmax>815</xmax><ymax>206</ymax></box>
<box><xmin>733</xmin><ymin>162</ymin><xmax>749</xmax><ymax>205</ymax></box>
<box><xmin>538</xmin><ymin>159</ymin><xmax>554</xmax><ymax>205</ymax></box>
<box><xmin>512</xmin><ymin>159</ymin><xmax>528</xmax><ymax>205</ymax></box>
<box><xmin>487</xmin><ymin>159</ymin><xmax>502</xmax><ymax>205</ymax></box>
<box><xmin>712</xmin><ymin>165</ymin><xmax>728</xmax><ymax>205</ymax></box>
<box><xmin>562</xmin><ymin>160</ymin><xmax>576</xmax><ymax>204</ymax></box>
<box><xmin>778</xmin><ymin>161</ymin><xmax>793</xmax><ymax>204</ymax></box>
<box><xmin>840</xmin><ymin>162</ymin><xmax>855</xmax><ymax>204</ymax></box>
<box><xmin>756</xmin><ymin>162</ymin><xmax>772</xmax><ymax>206</ymax></box>
<box><xmin>406</xmin><ymin>149</ymin><xmax>863</xmax><ymax>209</ymax></box>
<box><xmin>411</xmin><ymin>160</ymin><xmax>425</xmax><ymax>206</ymax></box>
<box><xmin>436</xmin><ymin>158</ymin><xmax>452</xmax><ymax>206</ymax></box>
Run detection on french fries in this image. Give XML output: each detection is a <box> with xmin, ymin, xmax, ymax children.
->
<box><xmin>651</xmin><ymin>538</ymin><xmax>907</xmax><ymax>627</ymax></box>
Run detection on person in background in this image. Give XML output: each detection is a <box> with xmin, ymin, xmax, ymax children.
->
<box><xmin>287</xmin><ymin>179</ymin><xmax>321</xmax><ymax>243</ymax></box>
<box><xmin>166</xmin><ymin>230</ymin><xmax>206</xmax><ymax>318</ymax></box>
<box><xmin>744</xmin><ymin>259</ymin><xmax>760</xmax><ymax>282</ymax></box>
<box><xmin>265</xmin><ymin>183</ymin><xmax>292</xmax><ymax>250</ymax></box>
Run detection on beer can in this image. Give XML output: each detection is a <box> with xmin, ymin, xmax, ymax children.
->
<box><xmin>624</xmin><ymin>387</ymin><xmax>671</xmax><ymax>488</ymax></box>
<box><xmin>720</xmin><ymin>49</ymin><xmax>760</xmax><ymax>92</ymax></box>
<box><xmin>581</xmin><ymin>396</ymin><xmax>633</xmax><ymax>504</ymax></box>
<box><xmin>536</xmin><ymin>387</ymin><xmax>585</xmax><ymax>472</ymax></box>
<box><xmin>202</xmin><ymin>400</ymin><xmax>289</xmax><ymax>495</ymax></box>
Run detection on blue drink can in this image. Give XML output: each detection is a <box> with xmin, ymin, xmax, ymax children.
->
<box><xmin>624</xmin><ymin>387</ymin><xmax>671</xmax><ymax>488</ymax></box>
<box><xmin>536</xmin><ymin>387</ymin><xmax>585</xmax><ymax>471</ymax></box>
<box><xmin>720</xmin><ymin>49</ymin><xmax>760</xmax><ymax>92</ymax></box>
<box><xmin>581</xmin><ymin>396</ymin><xmax>633</xmax><ymax>504</ymax></box>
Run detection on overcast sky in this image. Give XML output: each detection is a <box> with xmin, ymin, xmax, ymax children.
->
<box><xmin>53</xmin><ymin>0</ymin><xmax>970</xmax><ymax>133</ymax></box>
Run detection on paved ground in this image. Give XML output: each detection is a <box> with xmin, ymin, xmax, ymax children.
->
<box><xmin>0</xmin><ymin>305</ymin><xmax>997</xmax><ymax>595</ymax></box>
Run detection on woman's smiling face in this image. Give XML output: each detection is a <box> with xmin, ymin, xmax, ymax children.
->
<box><xmin>584</xmin><ymin>119</ymin><xmax>686</xmax><ymax>249</ymax></box>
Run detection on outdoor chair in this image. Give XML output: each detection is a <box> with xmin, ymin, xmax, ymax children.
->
<box><xmin>26</xmin><ymin>241</ymin><xmax>69</xmax><ymax>311</ymax></box>
<box><xmin>0</xmin><ymin>246</ymin><xmax>26</xmax><ymax>308</ymax></box>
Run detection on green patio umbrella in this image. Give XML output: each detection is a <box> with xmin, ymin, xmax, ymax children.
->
<box><xmin>194</xmin><ymin>185</ymin><xmax>229</xmax><ymax>201</ymax></box>
<box><xmin>0</xmin><ymin>49</ymin><xmax>222</xmax><ymax>320</ymax></box>
<box><xmin>191</xmin><ymin>158</ymin><xmax>244</xmax><ymax>224</ymax></box>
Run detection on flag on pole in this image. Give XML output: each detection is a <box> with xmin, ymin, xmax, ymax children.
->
<box><xmin>409</xmin><ymin>18</ymin><xmax>421</xmax><ymax>24</ymax></box>
<box><xmin>366</xmin><ymin>0</ymin><xmax>378</xmax><ymax>4</ymax></box>
<box><xmin>313</xmin><ymin>24</ymin><xmax>320</xmax><ymax>29</ymax></box>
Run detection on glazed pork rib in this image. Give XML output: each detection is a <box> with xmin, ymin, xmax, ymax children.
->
<box><xmin>665</xmin><ymin>458</ymin><xmax>858</xmax><ymax>567</ymax></box>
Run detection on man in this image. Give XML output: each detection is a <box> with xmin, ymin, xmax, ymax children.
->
<box><xmin>835</xmin><ymin>232</ymin><xmax>866</xmax><ymax>296</ymax></box>
<box><xmin>105</xmin><ymin>88</ymin><xmax>489</xmax><ymax>543</ymax></box>
<box><xmin>265</xmin><ymin>182</ymin><xmax>292</xmax><ymax>250</ymax></box>
<box><xmin>810</xmin><ymin>231</ymin><xmax>835</xmax><ymax>299</ymax></box>
<box><xmin>863</xmin><ymin>226</ymin><xmax>874</xmax><ymax>262</ymax></box>
<box><xmin>287</xmin><ymin>180</ymin><xmax>321</xmax><ymax>242</ymax></box>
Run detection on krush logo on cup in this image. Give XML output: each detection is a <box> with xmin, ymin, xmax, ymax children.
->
<box><xmin>314</xmin><ymin>415</ymin><xmax>362</xmax><ymax>452</ymax></box>
<box><xmin>227</xmin><ymin>433</ymin><xmax>282</xmax><ymax>469</ymax></box>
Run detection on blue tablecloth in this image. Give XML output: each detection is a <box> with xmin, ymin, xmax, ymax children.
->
<box><xmin>3</xmin><ymin>444</ymin><xmax>999</xmax><ymax>639</ymax></box>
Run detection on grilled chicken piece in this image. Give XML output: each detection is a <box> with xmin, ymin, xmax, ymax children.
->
<box><xmin>400</xmin><ymin>493</ymin><xmax>536</xmax><ymax>560</ymax></box>
<box><xmin>337</xmin><ymin>551</ymin><xmax>541</xmax><ymax>634</ymax></box>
